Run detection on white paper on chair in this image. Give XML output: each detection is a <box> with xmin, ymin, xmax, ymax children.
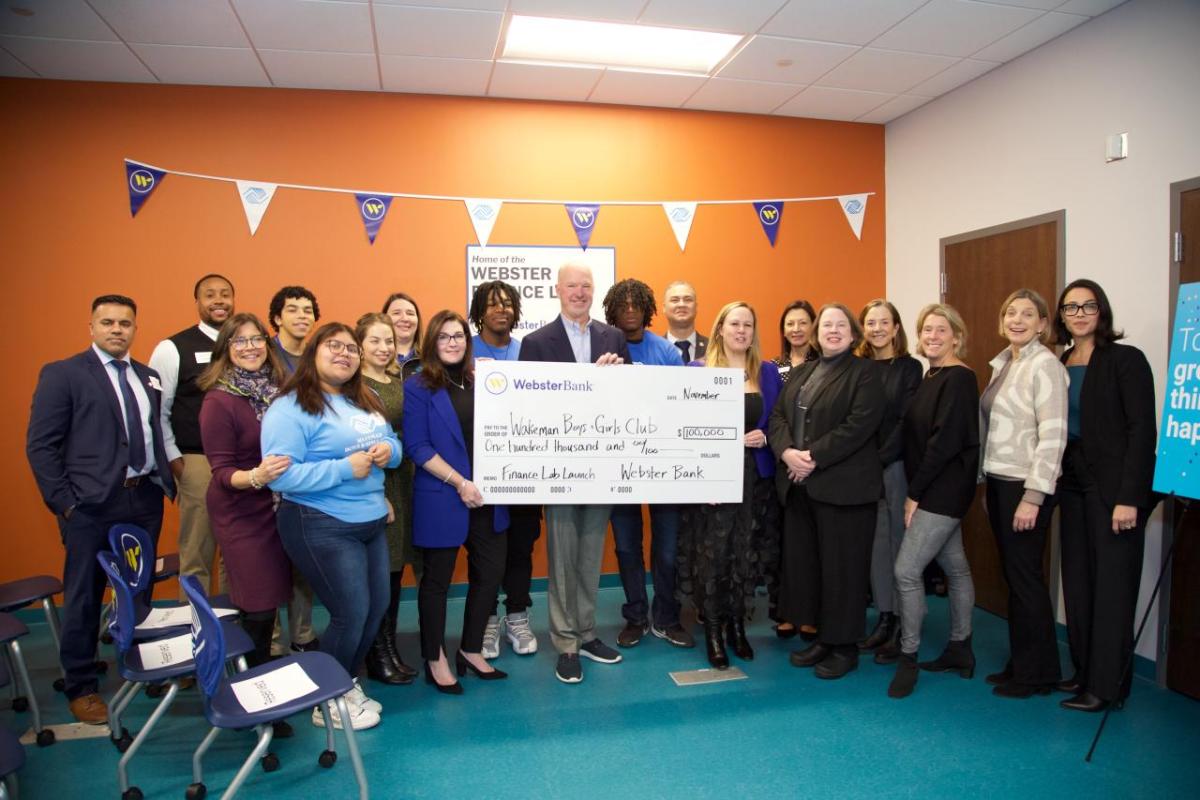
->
<box><xmin>231</xmin><ymin>662</ymin><xmax>319</xmax><ymax>712</ymax></box>
<box><xmin>137</xmin><ymin>633</ymin><xmax>193</xmax><ymax>669</ymax></box>
<box><xmin>155</xmin><ymin>557</ymin><xmax>164</xmax><ymax>572</ymax></box>
<box><xmin>138</xmin><ymin>606</ymin><xmax>239</xmax><ymax>630</ymax></box>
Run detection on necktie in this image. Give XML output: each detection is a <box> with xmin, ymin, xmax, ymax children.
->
<box><xmin>112</xmin><ymin>360</ymin><xmax>147</xmax><ymax>473</ymax></box>
<box><xmin>675</xmin><ymin>340</ymin><xmax>691</xmax><ymax>364</ymax></box>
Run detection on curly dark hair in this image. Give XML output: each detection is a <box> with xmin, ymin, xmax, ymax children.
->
<box><xmin>268</xmin><ymin>286</ymin><xmax>320</xmax><ymax>333</ymax></box>
<box><xmin>602</xmin><ymin>278</ymin><xmax>656</xmax><ymax>329</ymax></box>
<box><xmin>468</xmin><ymin>281</ymin><xmax>522</xmax><ymax>334</ymax></box>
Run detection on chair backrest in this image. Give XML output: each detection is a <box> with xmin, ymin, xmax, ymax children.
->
<box><xmin>96</xmin><ymin>551</ymin><xmax>138</xmax><ymax>653</ymax></box>
<box><xmin>108</xmin><ymin>523</ymin><xmax>156</xmax><ymax>619</ymax></box>
<box><xmin>180</xmin><ymin>575</ymin><xmax>226</xmax><ymax>700</ymax></box>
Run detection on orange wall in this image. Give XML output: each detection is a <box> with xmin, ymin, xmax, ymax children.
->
<box><xmin>0</xmin><ymin>77</ymin><xmax>884</xmax><ymax>589</ymax></box>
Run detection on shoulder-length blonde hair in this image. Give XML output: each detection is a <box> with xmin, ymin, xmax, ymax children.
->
<box><xmin>705</xmin><ymin>301</ymin><xmax>761</xmax><ymax>384</ymax></box>
<box><xmin>914</xmin><ymin>303</ymin><xmax>968</xmax><ymax>359</ymax></box>
<box><xmin>197</xmin><ymin>313</ymin><xmax>285</xmax><ymax>392</ymax></box>
<box><xmin>854</xmin><ymin>299</ymin><xmax>910</xmax><ymax>358</ymax></box>
<box><xmin>998</xmin><ymin>288</ymin><xmax>1052</xmax><ymax>344</ymax></box>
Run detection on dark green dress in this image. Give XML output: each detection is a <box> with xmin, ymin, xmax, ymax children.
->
<box><xmin>366</xmin><ymin>374</ymin><xmax>421</xmax><ymax>574</ymax></box>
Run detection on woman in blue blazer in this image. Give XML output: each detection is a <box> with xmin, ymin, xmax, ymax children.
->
<box><xmin>678</xmin><ymin>301</ymin><xmax>783</xmax><ymax>670</ymax></box>
<box><xmin>404</xmin><ymin>310</ymin><xmax>510</xmax><ymax>694</ymax></box>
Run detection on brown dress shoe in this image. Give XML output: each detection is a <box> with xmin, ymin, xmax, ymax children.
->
<box><xmin>69</xmin><ymin>693</ymin><xmax>109</xmax><ymax>724</ymax></box>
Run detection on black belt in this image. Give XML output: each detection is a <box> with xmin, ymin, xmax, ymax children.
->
<box><xmin>122</xmin><ymin>476</ymin><xmax>147</xmax><ymax>488</ymax></box>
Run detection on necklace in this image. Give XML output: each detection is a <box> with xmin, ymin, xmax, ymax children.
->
<box><xmin>446</xmin><ymin>372</ymin><xmax>467</xmax><ymax>391</ymax></box>
<box><xmin>475</xmin><ymin>337</ymin><xmax>512</xmax><ymax>360</ymax></box>
<box><xmin>926</xmin><ymin>366</ymin><xmax>945</xmax><ymax>377</ymax></box>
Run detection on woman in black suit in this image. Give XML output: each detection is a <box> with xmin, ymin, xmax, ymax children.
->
<box><xmin>1054</xmin><ymin>279</ymin><xmax>1156</xmax><ymax>712</ymax></box>
<box><xmin>769</xmin><ymin>302</ymin><xmax>885</xmax><ymax>679</ymax></box>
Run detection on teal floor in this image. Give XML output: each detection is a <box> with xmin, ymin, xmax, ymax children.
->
<box><xmin>4</xmin><ymin>587</ymin><xmax>1198</xmax><ymax>799</ymax></box>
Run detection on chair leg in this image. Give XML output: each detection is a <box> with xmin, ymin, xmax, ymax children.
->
<box><xmin>41</xmin><ymin>597</ymin><xmax>63</xmax><ymax>650</ymax></box>
<box><xmin>221</xmin><ymin>724</ymin><xmax>274</xmax><ymax>800</ymax></box>
<box><xmin>192</xmin><ymin>726</ymin><xmax>221</xmax><ymax>784</ymax></box>
<box><xmin>7</xmin><ymin>642</ymin><xmax>46</xmax><ymax>740</ymax></box>
<box><xmin>117</xmin><ymin>680</ymin><xmax>179</xmax><ymax>793</ymax></box>
<box><xmin>335</xmin><ymin>696</ymin><xmax>369</xmax><ymax>800</ymax></box>
<box><xmin>3</xmin><ymin>648</ymin><xmax>18</xmax><ymax>703</ymax></box>
<box><xmin>107</xmin><ymin>680</ymin><xmax>137</xmax><ymax>749</ymax></box>
<box><xmin>0</xmin><ymin>773</ymin><xmax>15</xmax><ymax>800</ymax></box>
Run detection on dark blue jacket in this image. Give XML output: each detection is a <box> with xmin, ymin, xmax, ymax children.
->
<box><xmin>518</xmin><ymin>316</ymin><xmax>630</xmax><ymax>364</ymax></box>
<box><xmin>403</xmin><ymin>373</ymin><xmax>509</xmax><ymax>548</ymax></box>
<box><xmin>687</xmin><ymin>358</ymin><xmax>783</xmax><ymax>479</ymax></box>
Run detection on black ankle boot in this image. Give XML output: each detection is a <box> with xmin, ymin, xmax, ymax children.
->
<box><xmin>918</xmin><ymin>634</ymin><xmax>975</xmax><ymax>678</ymax></box>
<box><xmin>724</xmin><ymin>619</ymin><xmax>754</xmax><ymax>661</ymax></box>
<box><xmin>857</xmin><ymin>612</ymin><xmax>897</xmax><ymax>652</ymax></box>
<box><xmin>873</xmin><ymin>623</ymin><xmax>902</xmax><ymax>665</ymax></box>
<box><xmin>888</xmin><ymin>652</ymin><xmax>919</xmax><ymax>698</ymax></box>
<box><xmin>380</xmin><ymin>611</ymin><xmax>416</xmax><ymax>680</ymax></box>
<box><xmin>366</xmin><ymin>630</ymin><xmax>411</xmax><ymax>685</ymax></box>
<box><xmin>705</xmin><ymin>621</ymin><xmax>729</xmax><ymax>670</ymax></box>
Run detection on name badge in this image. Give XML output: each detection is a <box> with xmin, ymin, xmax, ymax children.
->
<box><xmin>195</xmin><ymin>351</ymin><xmax>212</xmax><ymax>364</ymax></box>
<box><xmin>148</xmin><ymin>376</ymin><xmax>162</xmax><ymax>391</ymax></box>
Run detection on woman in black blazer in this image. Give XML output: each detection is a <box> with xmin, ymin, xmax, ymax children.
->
<box><xmin>769</xmin><ymin>303</ymin><xmax>885</xmax><ymax>679</ymax></box>
<box><xmin>1054</xmin><ymin>279</ymin><xmax>1157</xmax><ymax>712</ymax></box>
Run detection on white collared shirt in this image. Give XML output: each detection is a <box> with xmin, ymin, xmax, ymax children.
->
<box><xmin>91</xmin><ymin>343</ymin><xmax>157</xmax><ymax>478</ymax></box>
<box><xmin>148</xmin><ymin>321</ymin><xmax>218</xmax><ymax>461</ymax></box>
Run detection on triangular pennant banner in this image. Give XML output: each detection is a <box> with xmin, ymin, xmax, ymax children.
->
<box><xmin>235</xmin><ymin>180</ymin><xmax>278</xmax><ymax>236</ymax></box>
<box><xmin>753</xmin><ymin>201</ymin><xmax>784</xmax><ymax>247</ymax></box>
<box><xmin>125</xmin><ymin>160</ymin><xmax>167</xmax><ymax>217</ymax></box>
<box><xmin>355</xmin><ymin>194</ymin><xmax>393</xmax><ymax>244</ymax></box>
<box><xmin>838</xmin><ymin>194</ymin><xmax>869</xmax><ymax>240</ymax></box>
<box><xmin>565</xmin><ymin>203</ymin><xmax>600</xmax><ymax>250</ymax></box>
<box><xmin>465</xmin><ymin>198</ymin><xmax>503</xmax><ymax>247</ymax></box>
<box><xmin>662</xmin><ymin>202</ymin><xmax>697</xmax><ymax>252</ymax></box>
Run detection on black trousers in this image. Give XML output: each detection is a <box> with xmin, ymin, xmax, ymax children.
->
<box><xmin>780</xmin><ymin>486</ymin><xmax>875</xmax><ymax>646</ymax></box>
<box><xmin>1058</xmin><ymin>444</ymin><xmax>1146</xmax><ymax>701</ymax></box>
<box><xmin>417</xmin><ymin>509</ymin><xmax>507</xmax><ymax>661</ymax></box>
<box><xmin>987</xmin><ymin>477</ymin><xmax>1062</xmax><ymax>685</ymax></box>
<box><xmin>491</xmin><ymin>505</ymin><xmax>541</xmax><ymax>616</ymax></box>
<box><xmin>57</xmin><ymin>480</ymin><xmax>164</xmax><ymax>699</ymax></box>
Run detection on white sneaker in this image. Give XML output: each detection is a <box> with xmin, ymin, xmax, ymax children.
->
<box><xmin>504</xmin><ymin>611</ymin><xmax>538</xmax><ymax>655</ymax></box>
<box><xmin>346</xmin><ymin>679</ymin><xmax>382</xmax><ymax>713</ymax></box>
<box><xmin>311</xmin><ymin>699</ymin><xmax>380</xmax><ymax>730</ymax></box>
<box><xmin>482</xmin><ymin>615</ymin><xmax>502</xmax><ymax>660</ymax></box>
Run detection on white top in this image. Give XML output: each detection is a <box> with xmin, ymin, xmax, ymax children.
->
<box><xmin>148</xmin><ymin>321</ymin><xmax>219</xmax><ymax>461</ymax></box>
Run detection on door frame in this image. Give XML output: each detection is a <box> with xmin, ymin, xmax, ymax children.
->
<box><xmin>938</xmin><ymin>209</ymin><xmax>1066</xmax><ymax>616</ymax></box>
<box><xmin>1158</xmin><ymin>176</ymin><xmax>1200</xmax><ymax>687</ymax></box>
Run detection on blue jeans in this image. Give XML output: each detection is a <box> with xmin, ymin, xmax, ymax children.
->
<box><xmin>610</xmin><ymin>504</ymin><xmax>680</xmax><ymax>628</ymax></box>
<box><xmin>276</xmin><ymin>501</ymin><xmax>389</xmax><ymax>675</ymax></box>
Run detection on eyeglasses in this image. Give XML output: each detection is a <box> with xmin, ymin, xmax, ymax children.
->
<box><xmin>1060</xmin><ymin>302</ymin><xmax>1100</xmax><ymax>317</ymax></box>
<box><xmin>324</xmin><ymin>340</ymin><xmax>361</xmax><ymax>357</ymax></box>
<box><xmin>230</xmin><ymin>335</ymin><xmax>267</xmax><ymax>350</ymax></box>
<box><xmin>437</xmin><ymin>333</ymin><xmax>467</xmax><ymax>344</ymax></box>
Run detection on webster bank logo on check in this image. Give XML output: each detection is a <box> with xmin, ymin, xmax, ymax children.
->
<box><xmin>510</xmin><ymin>377</ymin><xmax>595</xmax><ymax>392</ymax></box>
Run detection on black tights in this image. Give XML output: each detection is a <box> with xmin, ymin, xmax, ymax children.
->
<box><xmin>240</xmin><ymin>609</ymin><xmax>277</xmax><ymax>668</ymax></box>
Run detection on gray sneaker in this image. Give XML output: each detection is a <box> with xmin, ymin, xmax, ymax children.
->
<box><xmin>652</xmin><ymin>623</ymin><xmax>696</xmax><ymax>648</ymax></box>
<box><xmin>504</xmin><ymin>611</ymin><xmax>538</xmax><ymax>655</ymax></box>
<box><xmin>580</xmin><ymin>638</ymin><xmax>623</xmax><ymax>664</ymax></box>
<box><xmin>556</xmin><ymin>653</ymin><xmax>583</xmax><ymax>683</ymax></box>
<box><xmin>481</xmin><ymin>615</ymin><xmax>502</xmax><ymax>660</ymax></box>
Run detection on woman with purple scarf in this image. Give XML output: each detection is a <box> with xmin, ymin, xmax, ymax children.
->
<box><xmin>198</xmin><ymin>312</ymin><xmax>293</xmax><ymax>666</ymax></box>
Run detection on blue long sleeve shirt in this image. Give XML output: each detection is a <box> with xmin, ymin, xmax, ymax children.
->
<box><xmin>260</xmin><ymin>392</ymin><xmax>402</xmax><ymax>523</ymax></box>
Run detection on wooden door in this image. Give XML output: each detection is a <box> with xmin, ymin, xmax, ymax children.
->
<box><xmin>1166</xmin><ymin>186</ymin><xmax>1200</xmax><ymax>699</ymax></box>
<box><xmin>942</xmin><ymin>216</ymin><xmax>1061</xmax><ymax>616</ymax></box>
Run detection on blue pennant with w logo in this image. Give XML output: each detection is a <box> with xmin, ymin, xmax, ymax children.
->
<box><xmin>355</xmin><ymin>194</ymin><xmax>394</xmax><ymax>244</ymax></box>
<box><xmin>753</xmin><ymin>201</ymin><xmax>785</xmax><ymax>247</ymax></box>
<box><xmin>125</xmin><ymin>160</ymin><xmax>167</xmax><ymax>218</ymax></box>
<box><xmin>565</xmin><ymin>203</ymin><xmax>600</xmax><ymax>251</ymax></box>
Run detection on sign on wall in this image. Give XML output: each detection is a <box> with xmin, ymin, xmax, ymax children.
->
<box><xmin>466</xmin><ymin>245</ymin><xmax>616</xmax><ymax>335</ymax></box>
<box><xmin>1154</xmin><ymin>282</ymin><xmax>1200</xmax><ymax>500</ymax></box>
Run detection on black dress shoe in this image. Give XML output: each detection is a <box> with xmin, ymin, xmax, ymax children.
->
<box><xmin>455</xmin><ymin>651</ymin><xmax>508</xmax><ymax>681</ymax></box>
<box><xmin>985</xmin><ymin>663</ymin><xmax>1014</xmax><ymax>686</ymax></box>
<box><xmin>725</xmin><ymin>619</ymin><xmax>754</xmax><ymax>661</ymax></box>
<box><xmin>857</xmin><ymin>612</ymin><xmax>897</xmax><ymax>652</ymax></box>
<box><xmin>424</xmin><ymin>662</ymin><xmax>463</xmax><ymax>695</ymax></box>
<box><xmin>1060</xmin><ymin>691</ymin><xmax>1115</xmax><ymax>713</ymax></box>
<box><xmin>773</xmin><ymin>623</ymin><xmax>798</xmax><ymax>640</ymax></box>
<box><xmin>1056</xmin><ymin>675</ymin><xmax>1082</xmax><ymax>694</ymax></box>
<box><xmin>798</xmin><ymin>626</ymin><xmax>818</xmax><ymax>642</ymax></box>
<box><xmin>992</xmin><ymin>681</ymin><xmax>1053</xmax><ymax>699</ymax></box>
<box><xmin>814</xmin><ymin>647</ymin><xmax>859</xmax><ymax>680</ymax></box>
<box><xmin>704</xmin><ymin>621</ymin><xmax>729</xmax><ymax>670</ymax></box>
<box><xmin>790</xmin><ymin>642</ymin><xmax>831</xmax><ymax>668</ymax></box>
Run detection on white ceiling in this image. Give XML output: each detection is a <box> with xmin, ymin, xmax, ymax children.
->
<box><xmin>0</xmin><ymin>0</ymin><xmax>1126</xmax><ymax>124</ymax></box>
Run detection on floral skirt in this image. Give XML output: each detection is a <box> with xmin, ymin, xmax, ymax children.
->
<box><xmin>677</xmin><ymin>451</ymin><xmax>780</xmax><ymax>621</ymax></box>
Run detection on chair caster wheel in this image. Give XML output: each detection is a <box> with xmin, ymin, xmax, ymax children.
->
<box><xmin>146</xmin><ymin>683</ymin><xmax>167</xmax><ymax>699</ymax></box>
<box><xmin>122</xmin><ymin>787</ymin><xmax>143</xmax><ymax>800</ymax></box>
<box><xmin>112</xmin><ymin>728</ymin><xmax>133</xmax><ymax>752</ymax></box>
<box><xmin>261</xmin><ymin>753</ymin><xmax>280</xmax><ymax>772</ymax></box>
<box><xmin>53</xmin><ymin>678</ymin><xmax>65</xmax><ymax>692</ymax></box>
<box><xmin>36</xmin><ymin>729</ymin><xmax>56</xmax><ymax>747</ymax></box>
<box><xmin>318</xmin><ymin>750</ymin><xmax>337</xmax><ymax>768</ymax></box>
<box><xmin>185</xmin><ymin>783</ymin><xmax>207</xmax><ymax>800</ymax></box>
<box><xmin>11</xmin><ymin>697</ymin><xmax>28</xmax><ymax>713</ymax></box>
<box><xmin>95</xmin><ymin>659</ymin><xmax>109</xmax><ymax>674</ymax></box>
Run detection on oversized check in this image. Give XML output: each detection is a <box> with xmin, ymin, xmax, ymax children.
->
<box><xmin>474</xmin><ymin>361</ymin><xmax>745</xmax><ymax>504</ymax></box>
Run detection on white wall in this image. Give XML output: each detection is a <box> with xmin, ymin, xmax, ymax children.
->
<box><xmin>885</xmin><ymin>0</ymin><xmax>1200</xmax><ymax>661</ymax></box>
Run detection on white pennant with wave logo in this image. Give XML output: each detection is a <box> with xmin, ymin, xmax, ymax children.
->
<box><xmin>838</xmin><ymin>194</ymin><xmax>869</xmax><ymax>240</ymax></box>
<box><xmin>235</xmin><ymin>180</ymin><xmax>278</xmax><ymax>236</ymax></box>
<box><xmin>662</xmin><ymin>202</ymin><xmax>697</xmax><ymax>252</ymax></box>
<box><xmin>464</xmin><ymin>198</ymin><xmax>503</xmax><ymax>247</ymax></box>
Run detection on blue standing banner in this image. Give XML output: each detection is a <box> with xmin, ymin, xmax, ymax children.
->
<box><xmin>1153</xmin><ymin>282</ymin><xmax>1200</xmax><ymax>500</ymax></box>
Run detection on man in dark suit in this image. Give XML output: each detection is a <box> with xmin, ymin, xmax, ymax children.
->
<box><xmin>662</xmin><ymin>280</ymin><xmax>708</xmax><ymax>363</ymax></box>
<box><xmin>519</xmin><ymin>262</ymin><xmax>629</xmax><ymax>684</ymax></box>
<box><xmin>26</xmin><ymin>295</ymin><xmax>175</xmax><ymax>723</ymax></box>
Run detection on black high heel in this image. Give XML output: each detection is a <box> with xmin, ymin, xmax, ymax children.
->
<box><xmin>456</xmin><ymin>651</ymin><xmax>508</xmax><ymax>681</ymax></box>
<box><xmin>424</xmin><ymin>661</ymin><xmax>463</xmax><ymax>695</ymax></box>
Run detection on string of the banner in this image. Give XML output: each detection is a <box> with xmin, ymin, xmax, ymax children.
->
<box><xmin>129</xmin><ymin>158</ymin><xmax>874</xmax><ymax>207</ymax></box>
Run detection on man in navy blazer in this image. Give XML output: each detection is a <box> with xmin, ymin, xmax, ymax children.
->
<box><xmin>26</xmin><ymin>294</ymin><xmax>175</xmax><ymax>723</ymax></box>
<box><xmin>519</xmin><ymin>262</ymin><xmax>630</xmax><ymax>684</ymax></box>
